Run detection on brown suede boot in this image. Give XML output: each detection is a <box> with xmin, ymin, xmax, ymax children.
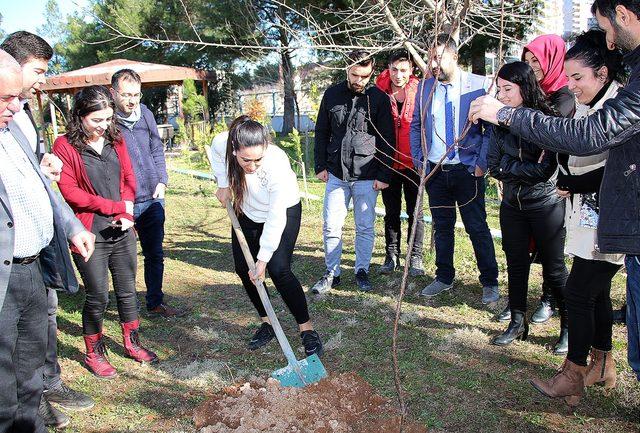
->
<box><xmin>584</xmin><ymin>348</ymin><xmax>616</xmax><ymax>390</ymax></box>
<box><xmin>530</xmin><ymin>359</ymin><xmax>588</xmax><ymax>407</ymax></box>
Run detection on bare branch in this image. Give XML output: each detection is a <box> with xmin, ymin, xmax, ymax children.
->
<box><xmin>179</xmin><ymin>0</ymin><xmax>203</xmax><ymax>44</ymax></box>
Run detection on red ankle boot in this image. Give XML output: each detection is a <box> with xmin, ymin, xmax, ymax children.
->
<box><xmin>83</xmin><ymin>333</ymin><xmax>117</xmax><ymax>379</ymax></box>
<box><xmin>121</xmin><ymin>320</ymin><xmax>158</xmax><ymax>363</ymax></box>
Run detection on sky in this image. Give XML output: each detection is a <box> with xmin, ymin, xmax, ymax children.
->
<box><xmin>1</xmin><ymin>0</ymin><xmax>312</xmax><ymax>72</ymax></box>
<box><xmin>1</xmin><ymin>0</ymin><xmax>88</xmax><ymax>41</ymax></box>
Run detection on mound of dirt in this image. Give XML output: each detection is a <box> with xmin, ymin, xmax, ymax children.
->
<box><xmin>193</xmin><ymin>372</ymin><xmax>428</xmax><ymax>433</ymax></box>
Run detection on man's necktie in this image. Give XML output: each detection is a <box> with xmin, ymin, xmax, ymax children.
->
<box><xmin>444</xmin><ymin>84</ymin><xmax>456</xmax><ymax>160</ymax></box>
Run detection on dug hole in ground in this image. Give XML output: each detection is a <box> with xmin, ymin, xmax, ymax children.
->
<box><xmin>193</xmin><ymin>372</ymin><xmax>428</xmax><ymax>433</ymax></box>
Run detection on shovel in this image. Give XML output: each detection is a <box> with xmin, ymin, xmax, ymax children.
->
<box><xmin>225</xmin><ymin>201</ymin><xmax>328</xmax><ymax>387</ymax></box>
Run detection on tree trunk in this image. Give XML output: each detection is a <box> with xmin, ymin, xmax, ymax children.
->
<box><xmin>280</xmin><ymin>48</ymin><xmax>296</xmax><ymax>136</ymax></box>
<box><xmin>277</xmin><ymin>5</ymin><xmax>296</xmax><ymax>136</ymax></box>
<box><xmin>470</xmin><ymin>37</ymin><xmax>487</xmax><ymax>76</ymax></box>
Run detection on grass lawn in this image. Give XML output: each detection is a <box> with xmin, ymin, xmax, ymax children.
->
<box><xmin>52</xmin><ymin>170</ymin><xmax>639</xmax><ymax>432</ymax></box>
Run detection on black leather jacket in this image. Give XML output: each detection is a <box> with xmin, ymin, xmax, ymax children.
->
<box><xmin>314</xmin><ymin>81</ymin><xmax>395</xmax><ymax>183</ymax></box>
<box><xmin>509</xmin><ymin>46</ymin><xmax>640</xmax><ymax>255</ymax></box>
<box><xmin>488</xmin><ymin>126</ymin><xmax>560</xmax><ymax>210</ymax></box>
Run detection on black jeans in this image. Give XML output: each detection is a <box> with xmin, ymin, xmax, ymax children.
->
<box><xmin>381</xmin><ymin>167</ymin><xmax>424</xmax><ymax>259</ymax></box>
<box><xmin>134</xmin><ymin>199</ymin><xmax>165</xmax><ymax>310</ymax></box>
<box><xmin>500</xmin><ymin>201</ymin><xmax>568</xmax><ymax>313</ymax></box>
<box><xmin>0</xmin><ymin>260</ymin><xmax>47</xmax><ymax>433</ymax></box>
<box><xmin>43</xmin><ymin>288</ymin><xmax>61</xmax><ymax>390</ymax></box>
<box><xmin>425</xmin><ymin>164</ymin><xmax>498</xmax><ymax>286</ymax></box>
<box><xmin>231</xmin><ymin>202</ymin><xmax>310</xmax><ymax>324</ymax></box>
<box><xmin>564</xmin><ymin>256</ymin><xmax>621</xmax><ymax>366</ymax></box>
<box><xmin>73</xmin><ymin>231</ymin><xmax>138</xmax><ymax>335</ymax></box>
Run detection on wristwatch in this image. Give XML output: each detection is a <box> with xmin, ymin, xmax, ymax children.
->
<box><xmin>496</xmin><ymin>106</ymin><xmax>516</xmax><ymax>128</ymax></box>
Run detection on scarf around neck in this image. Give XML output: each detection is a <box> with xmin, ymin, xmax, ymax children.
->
<box><xmin>116</xmin><ymin>106</ymin><xmax>142</xmax><ymax>130</ymax></box>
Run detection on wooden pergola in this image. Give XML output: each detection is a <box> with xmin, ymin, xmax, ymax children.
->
<box><xmin>38</xmin><ymin>58</ymin><xmax>216</xmax><ymax>133</ymax></box>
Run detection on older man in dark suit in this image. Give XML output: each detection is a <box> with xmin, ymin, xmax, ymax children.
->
<box><xmin>0</xmin><ymin>50</ymin><xmax>94</xmax><ymax>433</ymax></box>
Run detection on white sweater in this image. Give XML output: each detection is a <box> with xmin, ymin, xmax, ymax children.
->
<box><xmin>210</xmin><ymin>131</ymin><xmax>300</xmax><ymax>263</ymax></box>
<box><xmin>564</xmin><ymin>82</ymin><xmax>624</xmax><ymax>265</ymax></box>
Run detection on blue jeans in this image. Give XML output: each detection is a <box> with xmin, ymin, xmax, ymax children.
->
<box><xmin>134</xmin><ymin>198</ymin><xmax>165</xmax><ymax>310</ymax></box>
<box><xmin>425</xmin><ymin>164</ymin><xmax>498</xmax><ymax>286</ymax></box>
<box><xmin>323</xmin><ymin>174</ymin><xmax>378</xmax><ymax>276</ymax></box>
<box><xmin>625</xmin><ymin>255</ymin><xmax>640</xmax><ymax>381</ymax></box>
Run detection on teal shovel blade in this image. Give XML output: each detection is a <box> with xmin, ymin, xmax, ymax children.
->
<box><xmin>271</xmin><ymin>354</ymin><xmax>327</xmax><ymax>388</ymax></box>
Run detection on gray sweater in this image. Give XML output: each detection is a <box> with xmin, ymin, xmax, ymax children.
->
<box><xmin>116</xmin><ymin>103</ymin><xmax>169</xmax><ymax>203</ymax></box>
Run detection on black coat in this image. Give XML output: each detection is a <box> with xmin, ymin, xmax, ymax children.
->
<box><xmin>314</xmin><ymin>81</ymin><xmax>395</xmax><ymax>183</ymax></box>
<box><xmin>549</xmin><ymin>86</ymin><xmax>576</xmax><ymax>118</ymax></box>
<box><xmin>488</xmin><ymin>126</ymin><xmax>561</xmax><ymax>210</ymax></box>
<box><xmin>510</xmin><ymin>46</ymin><xmax>640</xmax><ymax>255</ymax></box>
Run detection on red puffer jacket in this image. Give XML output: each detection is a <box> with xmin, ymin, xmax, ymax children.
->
<box><xmin>375</xmin><ymin>69</ymin><xmax>420</xmax><ymax>170</ymax></box>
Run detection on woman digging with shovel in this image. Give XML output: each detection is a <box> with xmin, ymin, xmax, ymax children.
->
<box><xmin>212</xmin><ymin>115</ymin><xmax>324</xmax><ymax>358</ymax></box>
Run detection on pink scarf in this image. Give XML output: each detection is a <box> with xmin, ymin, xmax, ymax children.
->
<box><xmin>523</xmin><ymin>34</ymin><xmax>569</xmax><ymax>95</ymax></box>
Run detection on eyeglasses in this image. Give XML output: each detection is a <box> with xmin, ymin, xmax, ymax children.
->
<box><xmin>116</xmin><ymin>91</ymin><xmax>142</xmax><ymax>100</ymax></box>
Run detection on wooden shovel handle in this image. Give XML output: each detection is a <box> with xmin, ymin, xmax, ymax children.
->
<box><xmin>225</xmin><ymin>201</ymin><xmax>301</xmax><ymax>368</ymax></box>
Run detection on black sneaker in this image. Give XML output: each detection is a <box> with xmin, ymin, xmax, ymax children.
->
<box><xmin>355</xmin><ymin>269</ymin><xmax>372</xmax><ymax>292</ymax></box>
<box><xmin>39</xmin><ymin>395</ymin><xmax>70</xmax><ymax>429</ymax></box>
<box><xmin>310</xmin><ymin>272</ymin><xmax>340</xmax><ymax>294</ymax></box>
<box><xmin>247</xmin><ymin>323</ymin><xmax>276</xmax><ymax>350</ymax></box>
<box><xmin>301</xmin><ymin>330</ymin><xmax>324</xmax><ymax>357</ymax></box>
<box><xmin>408</xmin><ymin>256</ymin><xmax>425</xmax><ymax>276</ymax></box>
<box><xmin>44</xmin><ymin>382</ymin><xmax>95</xmax><ymax>411</ymax></box>
<box><xmin>378</xmin><ymin>255</ymin><xmax>399</xmax><ymax>275</ymax></box>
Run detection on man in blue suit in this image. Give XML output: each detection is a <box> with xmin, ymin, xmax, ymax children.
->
<box><xmin>0</xmin><ymin>50</ymin><xmax>95</xmax><ymax>433</ymax></box>
<box><xmin>410</xmin><ymin>34</ymin><xmax>499</xmax><ymax>303</ymax></box>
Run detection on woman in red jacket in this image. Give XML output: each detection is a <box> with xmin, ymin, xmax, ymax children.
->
<box><xmin>54</xmin><ymin>85</ymin><xmax>157</xmax><ymax>379</ymax></box>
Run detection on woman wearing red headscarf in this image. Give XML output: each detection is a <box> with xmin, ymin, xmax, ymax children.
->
<box><xmin>496</xmin><ymin>34</ymin><xmax>574</xmax><ymax>356</ymax></box>
<box><xmin>523</xmin><ymin>35</ymin><xmax>575</xmax><ymax>345</ymax></box>
<box><xmin>523</xmin><ymin>34</ymin><xmax>576</xmax><ymax>118</ymax></box>
<box><xmin>522</xmin><ymin>34</ymin><xmax>573</xmax><ymax>354</ymax></box>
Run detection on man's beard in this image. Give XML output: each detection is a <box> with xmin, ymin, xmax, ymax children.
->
<box><xmin>347</xmin><ymin>80</ymin><xmax>366</xmax><ymax>93</ymax></box>
<box><xmin>613</xmin><ymin>22</ymin><xmax>636</xmax><ymax>52</ymax></box>
<box><xmin>432</xmin><ymin>68</ymin><xmax>450</xmax><ymax>82</ymax></box>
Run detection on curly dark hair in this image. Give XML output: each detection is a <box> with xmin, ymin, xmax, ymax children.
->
<box><xmin>497</xmin><ymin>62</ymin><xmax>557</xmax><ymax>116</ymax></box>
<box><xmin>66</xmin><ymin>85</ymin><xmax>121</xmax><ymax>151</ymax></box>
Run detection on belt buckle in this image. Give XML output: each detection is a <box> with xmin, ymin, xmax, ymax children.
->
<box><xmin>14</xmin><ymin>254</ymin><xmax>40</xmax><ymax>265</ymax></box>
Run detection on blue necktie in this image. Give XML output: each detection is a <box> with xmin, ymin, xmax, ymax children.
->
<box><xmin>444</xmin><ymin>84</ymin><xmax>456</xmax><ymax>160</ymax></box>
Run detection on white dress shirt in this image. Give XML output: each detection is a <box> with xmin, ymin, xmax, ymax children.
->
<box><xmin>0</xmin><ymin>128</ymin><xmax>53</xmax><ymax>257</ymax></box>
<box><xmin>429</xmin><ymin>71</ymin><xmax>462</xmax><ymax>165</ymax></box>
<box><xmin>11</xmin><ymin>101</ymin><xmax>38</xmax><ymax>153</ymax></box>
